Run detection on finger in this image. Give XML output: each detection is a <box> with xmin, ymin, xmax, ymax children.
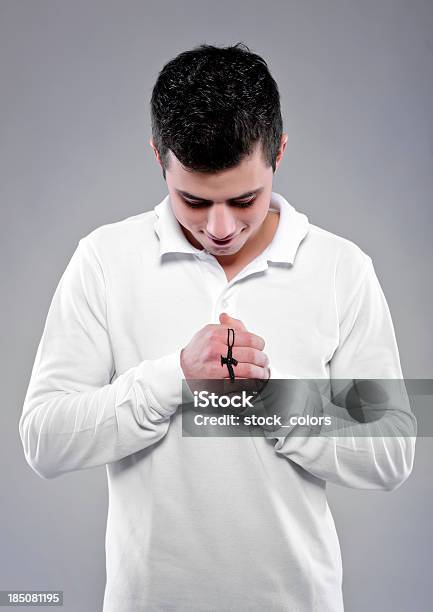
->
<box><xmin>208</xmin><ymin>327</ymin><xmax>265</xmax><ymax>351</ymax></box>
<box><xmin>223</xmin><ymin>346</ymin><xmax>269</xmax><ymax>368</ymax></box>
<box><xmin>223</xmin><ymin>362</ymin><xmax>269</xmax><ymax>380</ymax></box>
<box><xmin>228</xmin><ymin>330</ymin><xmax>265</xmax><ymax>351</ymax></box>
<box><xmin>219</xmin><ymin>312</ymin><xmax>247</xmax><ymax>332</ymax></box>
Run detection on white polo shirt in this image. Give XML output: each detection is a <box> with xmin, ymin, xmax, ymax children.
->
<box><xmin>20</xmin><ymin>192</ymin><xmax>416</xmax><ymax>611</ymax></box>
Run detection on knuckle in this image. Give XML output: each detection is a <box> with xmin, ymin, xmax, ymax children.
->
<box><xmin>252</xmin><ymin>334</ymin><xmax>264</xmax><ymax>351</ymax></box>
<box><xmin>203</xmin><ymin>345</ymin><xmax>214</xmax><ymax>361</ymax></box>
<box><xmin>247</xmin><ymin>333</ymin><xmax>256</xmax><ymax>348</ymax></box>
<box><xmin>247</xmin><ymin>363</ymin><xmax>255</xmax><ymax>378</ymax></box>
<box><xmin>203</xmin><ymin>324</ymin><xmax>214</xmax><ymax>335</ymax></box>
<box><xmin>206</xmin><ymin>329</ymin><xmax>218</xmax><ymax>344</ymax></box>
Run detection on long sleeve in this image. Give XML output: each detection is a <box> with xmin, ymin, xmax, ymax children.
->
<box><xmin>19</xmin><ymin>237</ymin><xmax>190</xmax><ymax>480</ymax></box>
<box><xmin>266</xmin><ymin>255</ymin><xmax>417</xmax><ymax>491</ymax></box>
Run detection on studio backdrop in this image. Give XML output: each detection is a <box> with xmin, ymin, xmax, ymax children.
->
<box><xmin>1</xmin><ymin>1</ymin><xmax>432</xmax><ymax>611</ymax></box>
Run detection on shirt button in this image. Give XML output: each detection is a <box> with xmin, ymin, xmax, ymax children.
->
<box><xmin>221</xmin><ymin>299</ymin><xmax>229</xmax><ymax>308</ymax></box>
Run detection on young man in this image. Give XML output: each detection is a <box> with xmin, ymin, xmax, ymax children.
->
<box><xmin>20</xmin><ymin>43</ymin><xmax>416</xmax><ymax>611</ymax></box>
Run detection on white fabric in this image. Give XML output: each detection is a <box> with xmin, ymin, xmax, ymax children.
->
<box><xmin>19</xmin><ymin>192</ymin><xmax>416</xmax><ymax>611</ymax></box>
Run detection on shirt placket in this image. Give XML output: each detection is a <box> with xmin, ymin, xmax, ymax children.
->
<box><xmin>194</xmin><ymin>250</ymin><xmax>270</xmax><ymax>324</ymax></box>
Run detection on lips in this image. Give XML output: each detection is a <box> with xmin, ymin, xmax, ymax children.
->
<box><xmin>207</xmin><ymin>233</ymin><xmax>236</xmax><ymax>245</ymax></box>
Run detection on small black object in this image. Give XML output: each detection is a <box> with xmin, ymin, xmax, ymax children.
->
<box><xmin>221</xmin><ymin>328</ymin><xmax>238</xmax><ymax>382</ymax></box>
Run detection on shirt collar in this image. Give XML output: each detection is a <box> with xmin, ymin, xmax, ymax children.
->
<box><xmin>263</xmin><ymin>192</ymin><xmax>309</xmax><ymax>264</ymax></box>
<box><xmin>153</xmin><ymin>191</ymin><xmax>309</xmax><ymax>265</ymax></box>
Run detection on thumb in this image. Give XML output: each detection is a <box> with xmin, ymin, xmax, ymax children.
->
<box><xmin>219</xmin><ymin>312</ymin><xmax>247</xmax><ymax>332</ymax></box>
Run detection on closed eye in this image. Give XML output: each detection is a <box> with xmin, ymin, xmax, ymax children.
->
<box><xmin>182</xmin><ymin>196</ymin><xmax>256</xmax><ymax>209</ymax></box>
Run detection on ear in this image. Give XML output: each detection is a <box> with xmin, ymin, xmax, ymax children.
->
<box><xmin>219</xmin><ymin>312</ymin><xmax>247</xmax><ymax>332</ymax></box>
<box><xmin>274</xmin><ymin>133</ymin><xmax>288</xmax><ymax>171</ymax></box>
<box><xmin>149</xmin><ymin>137</ymin><xmax>163</xmax><ymax>166</ymax></box>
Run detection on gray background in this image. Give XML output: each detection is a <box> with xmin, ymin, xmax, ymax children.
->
<box><xmin>1</xmin><ymin>0</ymin><xmax>432</xmax><ymax>610</ymax></box>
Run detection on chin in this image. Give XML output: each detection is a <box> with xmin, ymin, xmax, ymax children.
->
<box><xmin>211</xmin><ymin>245</ymin><xmax>242</xmax><ymax>256</ymax></box>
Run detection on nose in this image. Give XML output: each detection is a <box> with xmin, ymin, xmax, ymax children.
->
<box><xmin>206</xmin><ymin>204</ymin><xmax>237</xmax><ymax>240</ymax></box>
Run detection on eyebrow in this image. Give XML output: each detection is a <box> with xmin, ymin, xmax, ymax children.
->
<box><xmin>175</xmin><ymin>187</ymin><xmax>264</xmax><ymax>203</ymax></box>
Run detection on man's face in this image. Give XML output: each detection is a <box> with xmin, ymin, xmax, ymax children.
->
<box><xmin>150</xmin><ymin>138</ymin><xmax>287</xmax><ymax>260</ymax></box>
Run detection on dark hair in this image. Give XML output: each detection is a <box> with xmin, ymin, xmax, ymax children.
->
<box><xmin>150</xmin><ymin>42</ymin><xmax>283</xmax><ymax>178</ymax></box>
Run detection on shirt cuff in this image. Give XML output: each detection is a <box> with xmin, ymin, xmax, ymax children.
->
<box><xmin>140</xmin><ymin>348</ymin><xmax>193</xmax><ymax>418</ymax></box>
<box><xmin>268</xmin><ymin>362</ymin><xmax>299</xmax><ymax>380</ymax></box>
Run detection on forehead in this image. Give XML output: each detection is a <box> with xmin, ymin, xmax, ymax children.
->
<box><xmin>166</xmin><ymin>144</ymin><xmax>271</xmax><ymax>200</ymax></box>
